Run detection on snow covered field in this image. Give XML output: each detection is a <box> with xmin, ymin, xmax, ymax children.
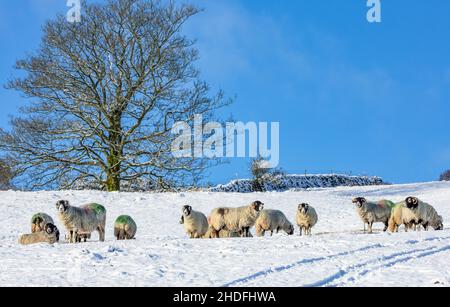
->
<box><xmin>1</xmin><ymin>181</ymin><xmax>450</xmax><ymax>287</ymax></box>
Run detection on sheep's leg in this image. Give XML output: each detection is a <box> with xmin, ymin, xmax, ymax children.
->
<box><xmin>363</xmin><ymin>223</ymin><xmax>366</xmax><ymax>233</ymax></box>
<box><xmin>97</xmin><ymin>226</ymin><xmax>105</xmax><ymax>242</ymax></box>
<box><xmin>368</xmin><ymin>222</ymin><xmax>373</xmax><ymax>234</ymax></box>
<box><xmin>270</xmin><ymin>231</ymin><xmax>273</xmax><ymax>236</ymax></box>
<box><xmin>383</xmin><ymin>223</ymin><xmax>388</xmax><ymax>232</ymax></box>
<box><xmin>72</xmin><ymin>230</ymin><xmax>78</xmax><ymax>244</ymax></box>
<box><xmin>299</xmin><ymin>227</ymin><xmax>302</xmax><ymax>236</ymax></box>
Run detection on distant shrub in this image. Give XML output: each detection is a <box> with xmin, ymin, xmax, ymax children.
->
<box><xmin>440</xmin><ymin>170</ymin><xmax>450</xmax><ymax>182</ymax></box>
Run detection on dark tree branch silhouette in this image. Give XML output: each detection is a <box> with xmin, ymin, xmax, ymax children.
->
<box><xmin>0</xmin><ymin>0</ymin><xmax>230</xmax><ymax>191</ymax></box>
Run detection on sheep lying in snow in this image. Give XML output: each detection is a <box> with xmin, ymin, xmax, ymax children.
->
<box><xmin>405</xmin><ymin>197</ymin><xmax>443</xmax><ymax>231</ymax></box>
<box><xmin>56</xmin><ymin>200</ymin><xmax>106</xmax><ymax>243</ymax></box>
<box><xmin>180</xmin><ymin>205</ymin><xmax>209</xmax><ymax>239</ymax></box>
<box><xmin>353</xmin><ymin>198</ymin><xmax>394</xmax><ymax>233</ymax></box>
<box><xmin>19</xmin><ymin>223</ymin><xmax>60</xmax><ymax>245</ymax></box>
<box><xmin>255</xmin><ymin>210</ymin><xmax>294</xmax><ymax>237</ymax></box>
<box><xmin>31</xmin><ymin>213</ymin><xmax>54</xmax><ymax>233</ymax></box>
<box><xmin>114</xmin><ymin>215</ymin><xmax>137</xmax><ymax>240</ymax></box>
<box><xmin>208</xmin><ymin>201</ymin><xmax>264</xmax><ymax>238</ymax></box>
<box><xmin>388</xmin><ymin>202</ymin><xmax>418</xmax><ymax>233</ymax></box>
<box><xmin>296</xmin><ymin>203</ymin><xmax>318</xmax><ymax>236</ymax></box>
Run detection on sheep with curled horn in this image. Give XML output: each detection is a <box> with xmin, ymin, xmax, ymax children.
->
<box><xmin>296</xmin><ymin>203</ymin><xmax>318</xmax><ymax>236</ymax></box>
<box><xmin>405</xmin><ymin>197</ymin><xmax>443</xmax><ymax>231</ymax></box>
<box><xmin>56</xmin><ymin>200</ymin><xmax>106</xmax><ymax>243</ymax></box>
<box><xmin>388</xmin><ymin>201</ymin><xmax>419</xmax><ymax>233</ymax></box>
<box><xmin>352</xmin><ymin>197</ymin><xmax>394</xmax><ymax>233</ymax></box>
<box><xmin>19</xmin><ymin>223</ymin><xmax>60</xmax><ymax>245</ymax></box>
<box><xmin>208</xmin><ymin>201</ymin><xmax>264</xmax><ymax>238</ymax></box>
<box><xmin>180</xmin><ymin>205</ymin><xmax>209</xmax><ymax>239</ymax></box>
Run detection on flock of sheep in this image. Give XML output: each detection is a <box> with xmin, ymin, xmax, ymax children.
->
<box><xmin>181</xmin><ymin>196</ymin><xmax>444</xmax><ymax>239</ymax></box>
<box><xmin>19</xmin><ymin>200</ymin><xmax>137</xmax><ymax>245</ymax></box>
<box><xmin>18</xmin><ymin>195</ymin><xmax>444</xmax><ymax>245</ymax></box>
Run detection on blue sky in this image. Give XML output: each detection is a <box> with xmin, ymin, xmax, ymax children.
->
<box><xmin>1</xmin><ymin>0</ymin><xmax>450</xmax><ymax>185</ymax></box>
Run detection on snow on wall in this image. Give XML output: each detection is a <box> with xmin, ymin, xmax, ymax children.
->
<box><xmin>209</xmin><ymin>174</ymin><xmax>384</xmax><ymax>193</ymax></box>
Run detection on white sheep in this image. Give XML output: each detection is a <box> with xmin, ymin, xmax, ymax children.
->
<box><xmin>388</xmin><ymin>202</ymin><xmax>418</xmax><ymax>233</ymax></box>
<box><xmin>352</xmin><ymin>197</ymin><xmax>394</xmax><ymax>233</ymax></box>
<box><xmin>255</xmin><ymin>209</ymin><xmax>294</xmax><ymax>237</ymax></box>
<box><xmin>114</xmin><ymin>215</ymin><xmax>137</xmax><ymax>240</ymax></box>
<box><xmin>296</xmin><ymin>203</ymin><xmax>318</xmax><ymax>236</ymax></box>
<box><xmin>31</xmin><ymin>213</ymin><xmax>54</xmax><ymax>233</ymax></box>
<box><xmin>208</xmin><ymin>201</ymin><xmax>264</xmax><ymax>238</ymax></box>
<box><xmin>19</xmin><ymin>223</ymin><xmax>59</xmax><ymax>245</ymax></box>
<box><xmin>56</xmin><ymin>200</ymin><xmax>106</xmax><ymax>243</ymax></box>
<box><xmin>405</xmin><ymin>197</ymin><xmax>444</xmax><ymax>231</ymax></box>
<box><xmin>180</xmin><ymin>205</ymin><xmax>209</xmax><ymax>239</ymax></box>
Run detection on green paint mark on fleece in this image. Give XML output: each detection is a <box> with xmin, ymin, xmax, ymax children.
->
<box><xmin>378</xmin><ymin>200</ymin><xmax>396</xmax><ymax>209</ymax></box>
<box><xmin>31</xmin><ymin>213</ymin><xmax>43</xmax><ymax>224</ymax></box>
<box><xmin>88</xmin><ymin>203</ymin><xmax>106</xmax><ymax>215</ymax></box>
<box><xmin>115</xmin><ymin>215</ymin><xmax>133</xmax><ymax>225</ymax></box>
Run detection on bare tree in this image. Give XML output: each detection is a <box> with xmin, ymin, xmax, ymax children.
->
<box><xmin>0</xmin><ymin>0</ymin><xmax>230</xmax><ymax>191</ymax></box>
<box><xmin>0</xmin><ymin>159</ymin><xmax>13</xmax><ymax>190</ymax></box>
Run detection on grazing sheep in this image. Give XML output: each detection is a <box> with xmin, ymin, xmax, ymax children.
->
<box><xmin>181</xmin><ymin>205</ymin><xmax>209</xmax><ymax>239</ymax></box>
<box><xmin>255</xmin><ymin>210</ymin><xmax>294</xmax><ymax>237</ymax></box>
<box><xmin>405</xmin><ymin>197</ymin><xmax>444</xmax><ymax>231</ymax></box>
<box><xmin>208</xmin><ymin>201</ymin><xmax>264</xmax><ymax>238</ymax></box>
<box><xmin>56</xmin><ymin>200</ymin><xmax>106</xmax><ymax>243</ymax></box>
<box><xmin>388</xmin><ymin>202</ymin><xmax>418</xmax><ymax>233</ymax></box>
<box><xmin>114</xmin><ymin>215</ymin><xmax>137</xmax><ymax>240</ymax></box>
<box><xmin>353</xmin><ymin>197</ymin><xmax>394</xmax><ymax>233</ymax></box>
<box><xmin>31</xmin><ymin>213</ymin><xmax>54</xmax><ymax>233</ymax></box>
<box><xmin>296</xmin><ymin>203</ymin><xmax>318</xmax><ymax>236</ymax></box>
<box><xmin>19</xmin><ymin>223</ymin><xmax>59</xmax><ymax>245</ymax></box>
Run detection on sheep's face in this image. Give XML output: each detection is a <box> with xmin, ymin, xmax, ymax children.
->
<box><xmin>286</xmin><ymin>224</ymin><xmax>295</xmax><ymax>235</ymax></box>
<box><xmin>406</xmin><ymin>197</ymin><xmax>419</xmax><ymax>210</ymax></box>
<box><xmin>434</xmin><ymin>216</ymin><xmax>444</xmax><ymax>231</ymax></box>
<box><xmin>182</xmin><ymin>205</ymin><xmax>192</xmax><ymax>217</ymax></box>
<box><xmin>179</xmin><ymin>215</ymin><xmax>185</xmax><ymax>224</ymax></box>
<box><xmin>352</xmin><ymin>197</ymin><xmax>367</xmax><ymax>208</ymax></box>
<box><xmin>44</xmin><ymin>223</ymin><xmax>56</xmax><ymax>234</ymax></box>
<box><xmin>56</xmin><ymin>200</ymin><xmax>70</xmax><ymax>213</ymax></box>
<box><xmin>251</xmin><ymin>201</ymin><xmax>264</xmax><ymax>212</ymax></box>
<box><xmin>298</xmin><ymin>203</ymin><xmax>309</xmax><ymax>214</ymax></box>
<box><xmin>45</xmin><ymin>223</ymin><xmax>60</xmax><ymax>242</ymax></box>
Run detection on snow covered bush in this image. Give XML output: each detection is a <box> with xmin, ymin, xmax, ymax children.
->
<box><xmin>439</xmin><ymin>170</ymin><xmax>450</xmax><ymax>182</ymax></box>
<box><xmin>209</xmin><ymin>174</ymin><xmax>384</xmax><ymax>193</ymax></box>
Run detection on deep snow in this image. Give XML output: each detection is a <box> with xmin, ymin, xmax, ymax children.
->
<box><xmin>1</xmin><ymin>181</ymin><xmax>450</xmax><ymax>287</ymax></box>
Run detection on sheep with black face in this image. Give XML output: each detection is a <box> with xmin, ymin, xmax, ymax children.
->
<box><xmin>296</xmin><ymin>203</ymin><xmax>318</xmax><ymax>236</ymax></box>
<box><xmin>353</xmin><ymin>197</ymin><xmax>394</xmax><ymax>233</ymax></box>
<box><xmin>56</xmin><ymin>200</ymin><xmax>106</xmax><ymax>243</ymax></box>
<box><xmin>405</xmin><ymin>197</ymin><xmax>443</xmax><ymax>231</ymax></box>
<box><xmin>19</xmin><ymin>223</ymin><xmax>60</xmax><ymax>245</ymax></box>
<box><xmin>180</xmin><ymin>205</ymin><xmax>209</xmax><ymax>239</ymax></box>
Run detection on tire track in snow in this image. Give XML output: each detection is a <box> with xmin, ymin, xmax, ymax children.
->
<box><xmin>222</xmin><ymin>236</ymin><xmax>450</xmax><ymax>287</ymax></box>
<box><xmin>305</xmin><ymin>238</ymin><xmax>450</xmax><ymax>287</ymax></box>
<box><xmin>221</xmin><ymin>243</ymin><xmax>383</xmax><ymax>287</ymax></box>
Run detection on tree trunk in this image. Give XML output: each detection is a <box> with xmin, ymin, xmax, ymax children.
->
<box><xmin>106</xmin><ymin>113</ymin><xmax>123</xmax><ymax>192</ymax></box>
